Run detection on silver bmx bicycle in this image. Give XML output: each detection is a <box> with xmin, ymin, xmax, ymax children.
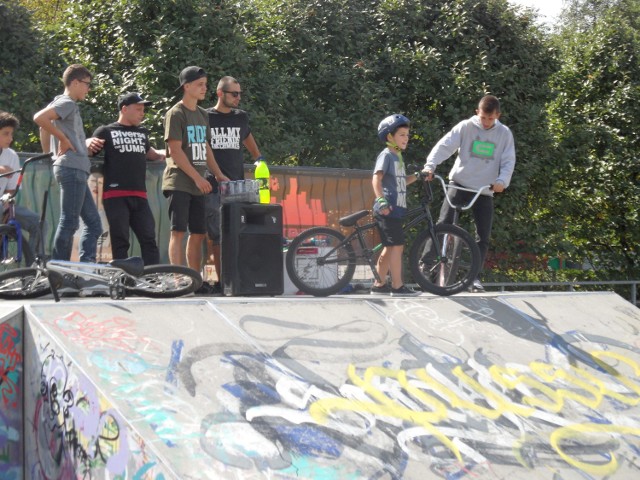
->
<box><xmin>0</xmin><ymin>154</ymin><xmax>202</xmax><ymax>301</ymax></box>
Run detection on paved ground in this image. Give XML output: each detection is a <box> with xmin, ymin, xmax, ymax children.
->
<box><xmin>8</xmin><ymin>291</ymin><xmax>640</xmax><ymax>479</ymax></box>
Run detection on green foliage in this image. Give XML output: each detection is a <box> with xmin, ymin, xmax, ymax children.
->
<box><xmin>16</xmin><ymin>0</ymin><xmax>71</xmax><ymax>26</ymax></box>
<box><xmin>0</xmin><ymin>2</ymin><xmax>62</xmax><ymax>150</ymax></box>
<box><xmin>547</xmin><ymin>0</ymin><xmax>640</xmax><ymax>278</ymax></box>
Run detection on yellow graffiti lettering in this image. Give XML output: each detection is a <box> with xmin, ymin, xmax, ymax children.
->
<box><xmin>309</xmin><ymin>364</ymin><xmax>462</xmax><ymax>462</ymax></box>
<box><xmin>308</xmin><ymin>347</ymin><xmax>640</xmax><ymax>473</ymax></box>
<box><xmin>590</xmin><ymin>351</ymin><xmax>640</xmax><ymax>405</ymax></box>
<box><xmin>452</xmin><ymin>366</ymin><xmax>535</xmax><ymax>418</ymax></box>
<box><xmin>550</xmin><ymin>423</ymin><xmax>640</xmax><ymax>476</ymax></box>
<box><xmin>530</xmin><ymin>362</ymin><xmax>603</xmax><ymax>409</ymax></box>
<box><xmin>490</xmin><ymin>365</ymin><xmax>562</xmax><ymax>412</ymax></box>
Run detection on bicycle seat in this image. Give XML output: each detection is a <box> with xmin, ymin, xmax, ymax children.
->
<box><xmin>339</xmin><ymin>210</ymin><xmax>370</xmax><ymax>227</ymax></box>
<box><xmin>109</xmin><ymin>257</ymin><xmax>145</xmax><ymax>277</ymax></box>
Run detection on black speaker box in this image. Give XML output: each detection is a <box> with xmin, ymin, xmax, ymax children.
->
<box><xmin>221</xmin><ymin>203</ymin><xmax>284</xmax><ymax>296</ymax></box>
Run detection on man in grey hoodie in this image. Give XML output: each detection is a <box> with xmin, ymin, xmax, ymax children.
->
<box><xmin>422</xmin><ymin>95</ymin><xmax>516</xmax><ymax>291</ymax></box>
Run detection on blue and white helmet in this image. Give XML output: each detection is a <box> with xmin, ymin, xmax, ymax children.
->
<box><xmin>377</xmin><ymin>114</ymin><xmax>410</xmax><ymax>141</ymax></box>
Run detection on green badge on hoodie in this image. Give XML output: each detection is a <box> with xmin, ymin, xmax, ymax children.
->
<box><xmin>472</xmin><ymin>140</ymin><xmax>495</xmax><ymax>157</ymax></box>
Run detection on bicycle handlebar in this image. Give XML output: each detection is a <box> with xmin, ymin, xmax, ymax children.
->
<box><xmin>0</xmin><ymin>153</ymin><xmax>53</xmax><ymax>201</ymax></box>
<box><xmin>432</xmin><ymin>174</ymin><xmax>493</xmax><ymax>211</ymax></box>
<box><xmin>0</xmin><ymin>153</ymin><xmax>53</xmax><ymax>180</ymax></box>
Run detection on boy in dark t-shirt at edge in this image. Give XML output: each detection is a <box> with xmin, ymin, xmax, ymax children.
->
<box><xmin>87</xmin><ymin>92</ymin><xmax>165</xmax><ymax>265</ymax></box>
<box><xmin>162</xmin><ymin>66</ymin><xmax>228</xmax><ymax>289</ymax></box>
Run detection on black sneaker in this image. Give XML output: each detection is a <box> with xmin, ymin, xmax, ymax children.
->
<box><xmin>390</xmin><ymin>285</ymin><xmax>421</xmax><ymax>297</ymax></box>
<box><xmin>77</xmin><ymin>278</ymin><xmax>110</xmax><ymax>297</ymax></box>
<box><xmin>195</xmin><ymin>282</ymin><xmax>219</xmax><ymax>295</ymax></box>
<box><xmin>370</xmin><ymin>283</ymin><xmax>391</xmax><ymax>295</ymax></box>
<box><xmin>58</xmin><ymin>274</ymin><xmax>80</xmax><ymax>297</ymax></box>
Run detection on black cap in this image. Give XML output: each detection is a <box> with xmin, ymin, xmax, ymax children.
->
<box><xmin>175</xmin><ymin>66</ymin><xmax>207</xmax><ymax>92</ymax></box>
<box><xmin>118</xmin><ymin>92</ymin><xmax>152</xmax><ymax>110</ymax></box>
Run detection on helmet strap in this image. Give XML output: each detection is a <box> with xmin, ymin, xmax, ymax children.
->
<box><xmin>386</xmin><ymin>140</ymin><xmax>403</xmax><ymax>169</ymax></box>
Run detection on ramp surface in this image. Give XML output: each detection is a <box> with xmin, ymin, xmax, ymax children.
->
<box><xmin>22</xmin><ymin>292</ymin><xmax>640</xmax><ymax>479</ymax></box>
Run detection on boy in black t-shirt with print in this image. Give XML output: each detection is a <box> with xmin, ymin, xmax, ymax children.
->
<box><xmin>87</xmin><ymin>93</ymin><xmax>165</xmax><ymax>265</ymax></box>
<box><xmin>205</xmin><ymin>76</ymin><xmax>264</xmax><ymax>289</ymax></box>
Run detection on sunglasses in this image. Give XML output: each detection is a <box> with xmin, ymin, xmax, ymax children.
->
<box><xmin>223</xmin><ymin>90</ymin><xmax>242</xmax><ymax>98</ymax></box>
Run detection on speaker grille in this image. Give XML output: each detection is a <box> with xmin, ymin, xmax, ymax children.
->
<box><xmin>221</xmin><ymin>203</ymin><xmax>284</xmax><ymax>296</ymax></box>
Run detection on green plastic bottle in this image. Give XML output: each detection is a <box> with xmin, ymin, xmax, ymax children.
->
<box><xmin>254</xmin><ymin>158</ymin><xmax>270</xmax><ymax>203</ymax></box>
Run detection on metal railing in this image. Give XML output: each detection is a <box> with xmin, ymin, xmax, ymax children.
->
<box><xmin>483</xmin><ymin>280</ymin><xmax>639</xmax><ymax>306</ymax></box>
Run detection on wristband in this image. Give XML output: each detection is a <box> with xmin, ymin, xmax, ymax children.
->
<box><xmin>414</xmin><ymin>172</ymin><xmax>420</xmax><ymax>179</ymax></box>
<box><xmin>256</xmin><ymin>155</ymin><xmax>264</xmax><ymax>162</ymax></box>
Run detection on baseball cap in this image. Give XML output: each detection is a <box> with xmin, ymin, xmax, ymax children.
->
<box><xmin>118</xmin><ymin>92</ymin><xmax>152</xmax><ymax>110</ymax></box>
<box><xmin>175</xmin><ymin>66</ymin><xmax>207</xmax><ymax>92</ymax></box>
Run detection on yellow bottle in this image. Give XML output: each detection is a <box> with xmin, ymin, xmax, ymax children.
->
<box><xmin>254</xmin><ymin>158</ymin><xmax>270</xmax><ymax>203</ymax></box>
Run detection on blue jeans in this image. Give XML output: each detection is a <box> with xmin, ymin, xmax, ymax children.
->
<box><xmin>14</xmin><ymin>205</ymin><xmax>47</xmax><ymax>254</ymax></box>
<box><xmin>52</xmin><ymin>165</ymin><xmax>103</xmax><ymax>262</ymax></box>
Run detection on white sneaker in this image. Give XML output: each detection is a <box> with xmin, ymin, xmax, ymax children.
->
<box><xmin>470</xmin><ymin>279</ymin><xmax>485</xmax><ymax>292</ymax></box>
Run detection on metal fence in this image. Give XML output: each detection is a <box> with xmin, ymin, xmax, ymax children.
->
<box><xmin>483</xmin><ymin>280</ymin><xmax>639</xmax><ymax>306</ymax></box>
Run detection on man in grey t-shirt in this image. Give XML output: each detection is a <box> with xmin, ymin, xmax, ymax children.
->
<box><xmin>34</xmin><ymin>64</ymin><xmax>103</xmax><ymax>263</ymax></box>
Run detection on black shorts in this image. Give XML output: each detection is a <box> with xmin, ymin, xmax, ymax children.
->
<box><xmin>164</xmin><ymin>190</ymin><xmax>206</xmax><ymax>234</ymax></box>
<box><xmin>375</xmin><ymin>215</ymin><xmax>405</xmax><ymax>246</ymax></box>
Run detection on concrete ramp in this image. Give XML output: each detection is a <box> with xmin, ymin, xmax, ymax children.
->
<box><xmin>16</xmin><ymin>292</ymin><xmax>640</xmax><ymax>478</ymax></box>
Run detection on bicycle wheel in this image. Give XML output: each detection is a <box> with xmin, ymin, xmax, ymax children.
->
<box><xmin>285</xmin><ymin>227</ymin><xmax>356</xmax><ymax>296</ymax></box>
<box><xmin>0</xmin><ymin>268</ymin><xmax>61</xmax><ymax>299</ymax></box>
<box><xmin>126</xmin><ymin>265</ymin><xmax>202</xmax><ymax>298</ymax></box>
<box><xmin>409</xmin><ymin>224</ymin><xmax>481</xmax><ymax>296</ymax></box>
<box><xmin>0</xmin><ymin>225</ymin><xmax>34</xmax><ymax>273</ymax></box>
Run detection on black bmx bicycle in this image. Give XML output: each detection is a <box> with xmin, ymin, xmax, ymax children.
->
<box><xmin>285</xmin><ymin>173</ymin><xmax>490</xmax><ymax>296</ymax></box>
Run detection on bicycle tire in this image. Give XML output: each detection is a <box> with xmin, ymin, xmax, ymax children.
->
<box><xmin>409</xmin><ymin>224</ymin><xmax>481</xmax><ymax>296</ymax></box>
<box><xmin>285</xmin><ymin>227</ymin><xmax>356</xmax><ymax>296</ymax></box>
<box><xmin>0</xmin><ymin>225</ymin><xmax>34</xmax><ymax>273</ymax></box>
<box><xmin>126</xmin><ymin>265</ymin><xmax>202</xmax><ymax>298</ymax></box>
<box><xmin>0</xmin><ymin>268</ymin><xmax>61</xmax><ymax>299</ymax></box>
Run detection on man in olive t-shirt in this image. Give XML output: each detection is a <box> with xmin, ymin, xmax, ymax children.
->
<box><xmin>162</xmin><ymin>66</ymin><xmax>228</xmax><ymax>272</ymax></box>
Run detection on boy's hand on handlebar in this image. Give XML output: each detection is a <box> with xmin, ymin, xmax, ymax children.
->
<box><xmin>375</xmin><ymin>197</ymin><xmax>391</xmax><ymax>215</ymax></box>
<box><xmin>420</xmin><ymin>168</ymin><xmax>434</xmax><ymax>181</ymax></box>
<box><xmin>492</xmin><ymin>182</ymin><xmax>505</xmax><ymax>193</ymax></box>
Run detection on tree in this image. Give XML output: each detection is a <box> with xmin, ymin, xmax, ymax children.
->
<box><xmin>547</xmin><ymin>0</ymin><xmax>640</xmax><ymax>277</ymax></box>
<box><xmin>0</xmin><ymin>2</ymin><xmax>62</xmax><ymax>150</ymax></box>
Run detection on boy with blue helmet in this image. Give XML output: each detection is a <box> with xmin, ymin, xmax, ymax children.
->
<box><xmin>371</xmin><ymin>114</ymin><xmax>420</xmax><ymax>296</ymax></box>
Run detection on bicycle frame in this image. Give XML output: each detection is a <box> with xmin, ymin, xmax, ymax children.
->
<box><xmin>316</xmin><ymin>177</ymin><xmax>441</xmax><ymax>284</ymax></box>
<box><xmin>44</xmin><ymin>258</ymin><xmax>142</xmax><ymax>302</ymax></box>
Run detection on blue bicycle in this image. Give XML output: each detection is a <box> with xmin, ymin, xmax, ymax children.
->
<box><xmin>0</xmin><ymin>153</ymin><xmax>52</xmax><ymax>273</ymax></box>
